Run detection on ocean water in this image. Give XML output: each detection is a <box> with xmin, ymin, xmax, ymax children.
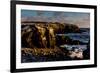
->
<box><xmin>56</xmin><ymin>28</ymin><xmax>90</xmax><ymax>43</ymax></box>
<box><xmin>60</xmin><ymin>45</ymin><xmax>87</xmax><ymax>51</ymax></box>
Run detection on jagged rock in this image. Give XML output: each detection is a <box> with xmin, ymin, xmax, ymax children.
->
<box><xmin>21</xmin><ymin>21</ymin><xmax>80</xmax><ymax>48</ymax></box>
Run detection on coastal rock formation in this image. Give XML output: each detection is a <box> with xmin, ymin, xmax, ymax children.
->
<box><xmin>21</xmin><ymin>22</ymin><xmax>80</xmax><ymax>48</ymax></box>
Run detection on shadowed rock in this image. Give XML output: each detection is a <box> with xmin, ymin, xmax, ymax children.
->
<box><xmin>21</xmin><ymin>21</ymin><xmax>80</xmax><ymax>48</ymax></box>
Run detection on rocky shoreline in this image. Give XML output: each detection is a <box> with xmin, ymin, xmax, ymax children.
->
<box><xmin>21</xmin><ymin>21</ymin><xmax>90</xmax><ymax>62</ymax></box>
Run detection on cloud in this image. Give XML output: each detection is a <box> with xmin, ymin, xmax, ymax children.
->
<box><xmin>21</xmin><ymin>10</ymin><xmax>90</xmax><ymax>28</ymax></box>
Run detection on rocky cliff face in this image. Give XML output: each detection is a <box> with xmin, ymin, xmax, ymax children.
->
<box><xmin>21</xmin><ymin>22</ymin><xmax>80</xmax><ymax>48</ymax></box>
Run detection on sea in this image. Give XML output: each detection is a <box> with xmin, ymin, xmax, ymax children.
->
<box><xmin>56</xmin><ymin>28</ymin><xmax>90</xmax><ymax>44</ymax></box>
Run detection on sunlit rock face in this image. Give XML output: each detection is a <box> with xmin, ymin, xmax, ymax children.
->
<box><xmin>21</xmin><ymin>21</ymin><xmax>80</xmax><ymax>49</ymax></box>
<box><xmin>21</xmin><ymin>25</ymin><xmax>41</xmax><ymax>48</ymax></box>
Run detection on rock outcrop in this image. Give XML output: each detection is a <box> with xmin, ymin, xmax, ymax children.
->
<box><xmin>21</xmin><ymin>21</ymin><xmax>80</xmax><ymax>48</ymax></box>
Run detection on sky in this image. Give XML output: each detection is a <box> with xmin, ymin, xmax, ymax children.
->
<box><xmin>21</xmin><ymin>10</ymin><xmax>90</xmax><ymax>28</ymax></box>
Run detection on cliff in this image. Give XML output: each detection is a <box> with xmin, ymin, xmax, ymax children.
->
<box><xmin>21</xmin><ymin>21</ymin><xmax>80</xmax><ymax>48</ymax></box>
